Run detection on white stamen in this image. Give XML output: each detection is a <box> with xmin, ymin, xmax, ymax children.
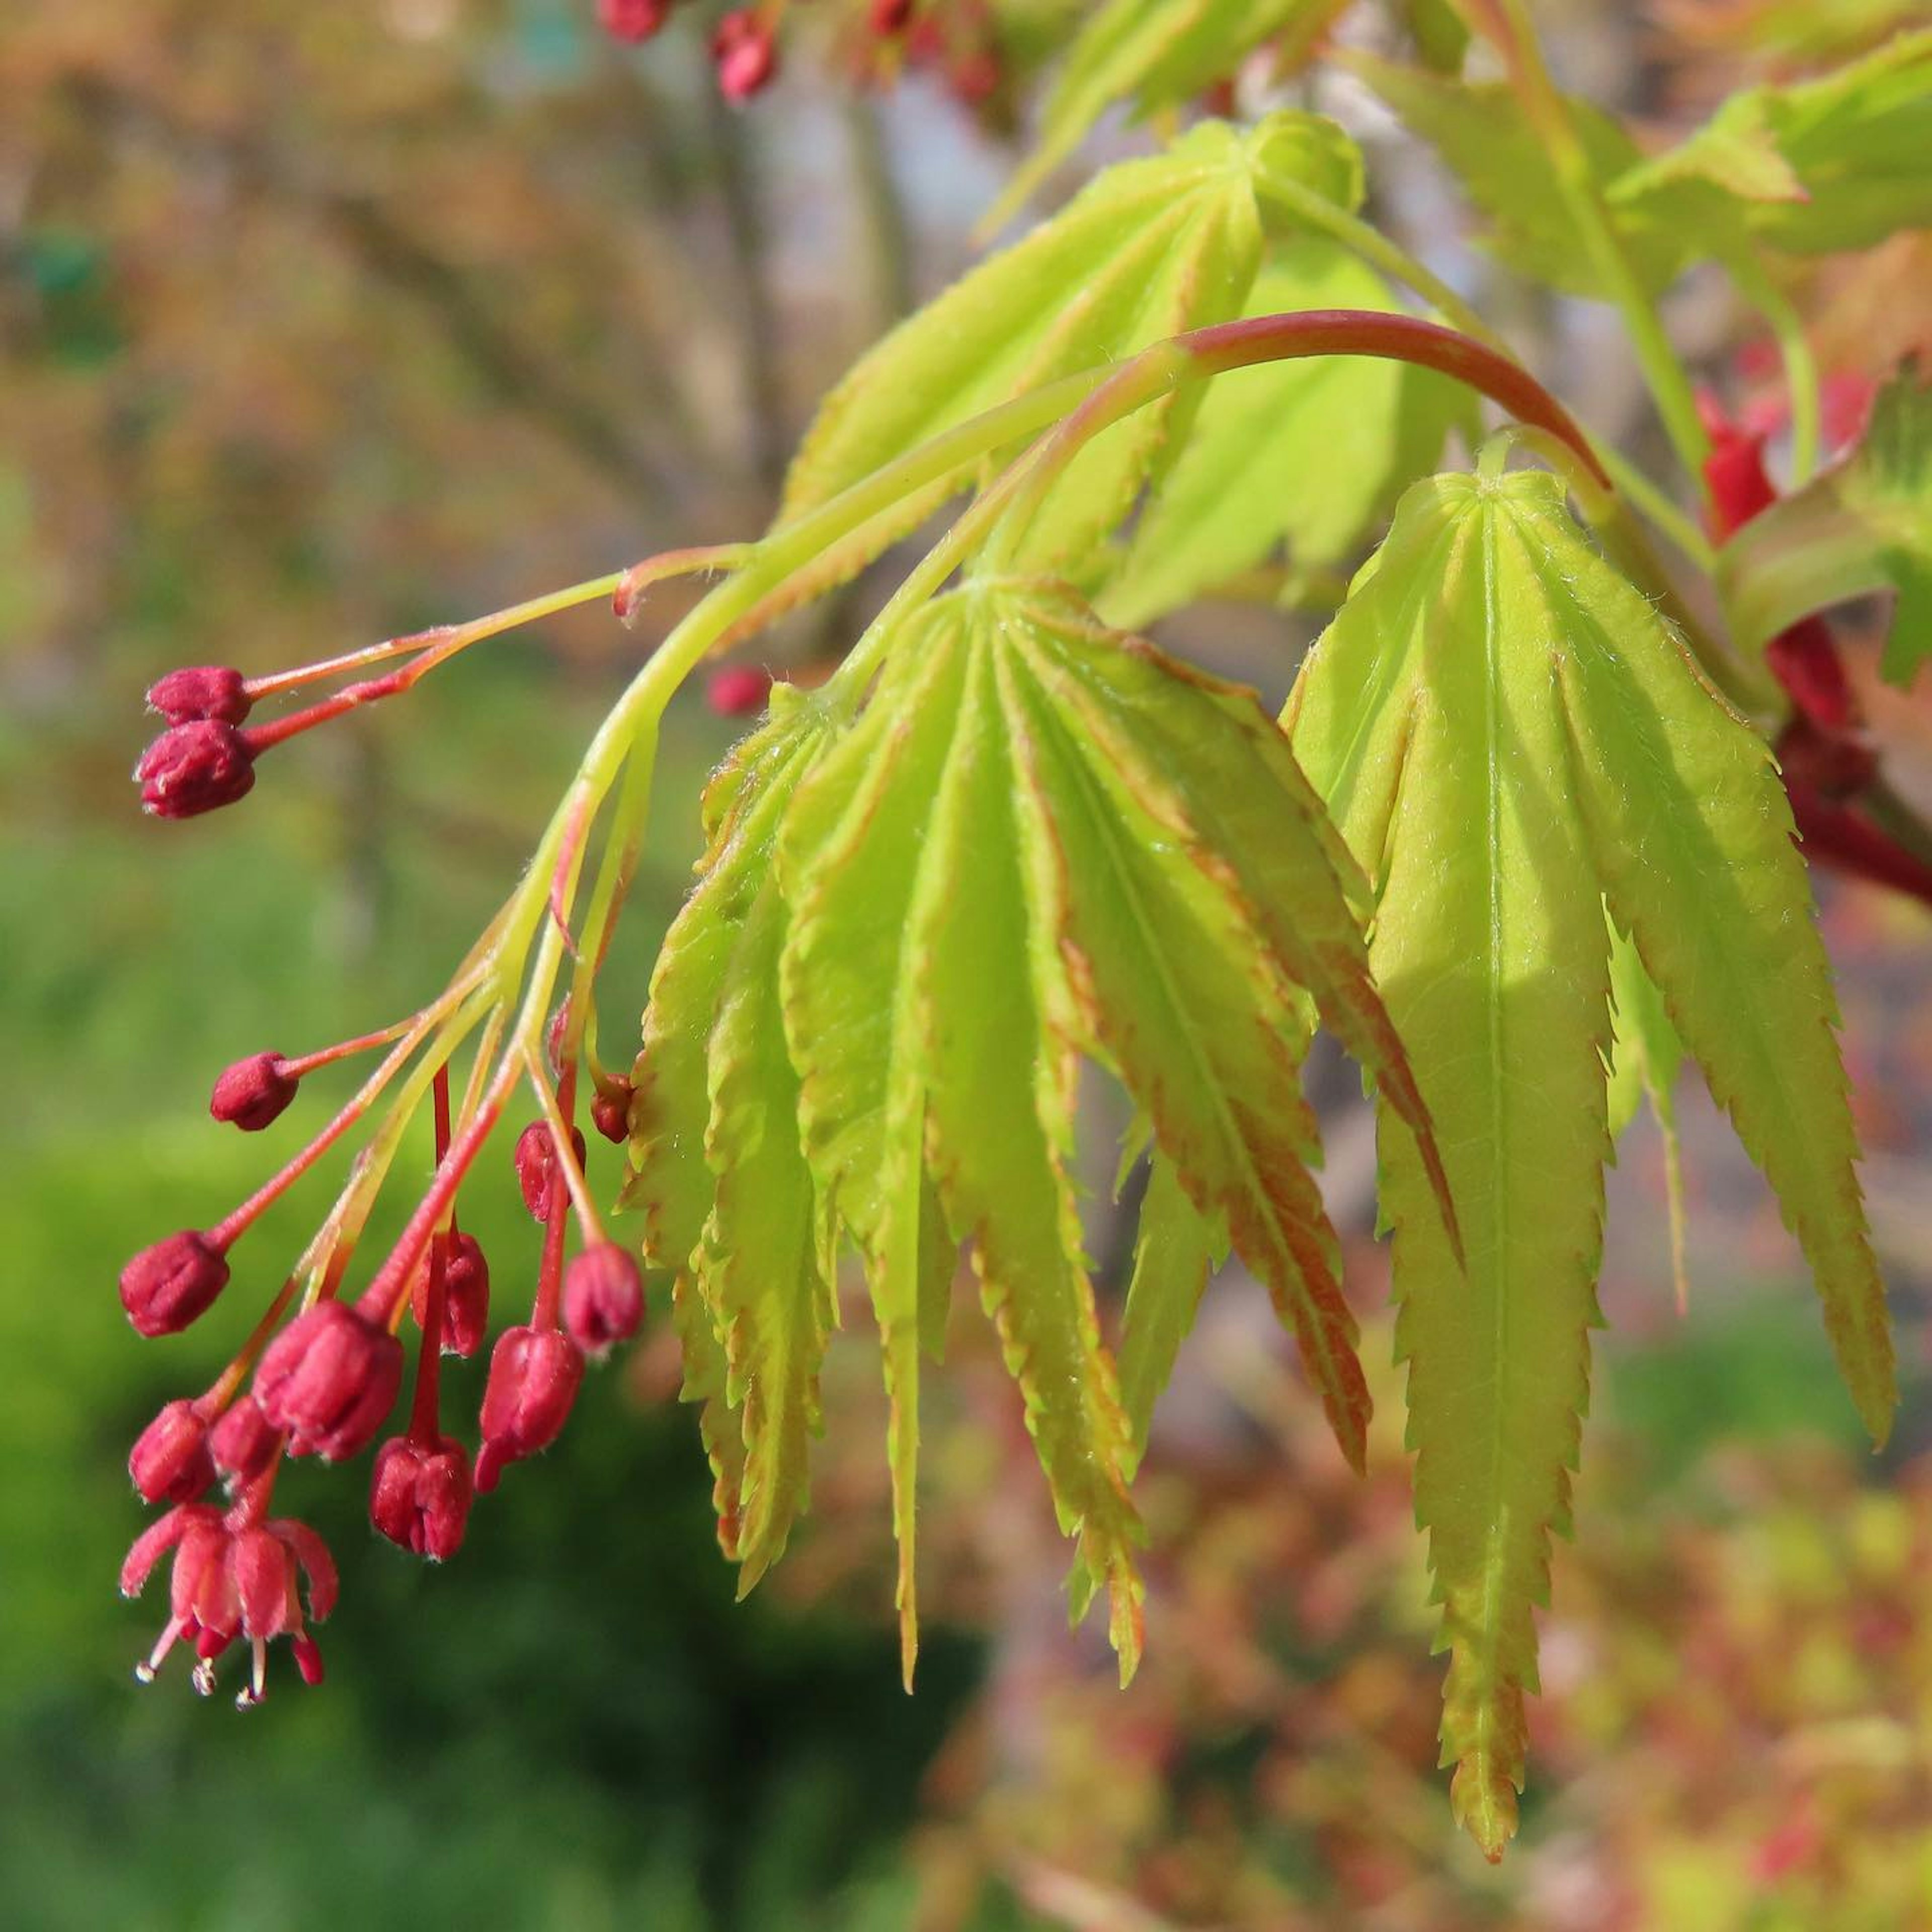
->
<box><xmin>136</xmin><ymin>1616</ymin><xmax>188</xmax><ymax>1684</ymax></box>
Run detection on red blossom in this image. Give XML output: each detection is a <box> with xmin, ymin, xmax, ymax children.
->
<box><xmin>210</xmin><ymin>1052</ymin><xmax>299</xmax><ymax>1132</ymax></box>
<box><xmin>562</xmin><ymin>1243</ymin><xmax>645</xmax><ymax>1358</ymax></box>
<box><xmin>474</xmin><ymin>1326</ymin><xmax>584</xmax><ymax>1493</ymax></box>
<box><xmin>515</xmin><ymin>1118</ymin><xmax>586</xmax><ymax>1221</ymax></box>
<box><xmin>590</xmin><ymin>1080</ymin><xmax>633</xmax><ymax>1146</ymax></box>
<box><xmin>121</xmin><ymin>1504</ymin><xmax>335</xmax><ymax>1704</ymax></box>
<box><xmin>254</xmin><ymin>1300</ymin><xmax>404</xmax><ymax>1463</ymax></box>
<box><xmin>135</xmin><ymin>720</ymin><xmax>258</xmax><ymax>819</ymax></box>
<box><xmin>129</xmin><ymin>1400</ymin><xmax>216</xmax><ymax>1505</ymax></box>
<box><xmin>413</xmin><ymin>1230</ymin><xmax>492</xmax><ymax>1357</ymax></box>
<box><xmin>370</xmin><ymin>1434</ymin><xmax>474</xmax><ymax>1560</ymax></box>
<box><xmin>597</xmin><ymin>0</ymin><xmax>673</xmax><ymax>41</ymax></box>
<box><xmin>120</xmin><ymin>1231</ymin><xmax>230</xmax><ymax>1337</ymax></box>
<box><xmin>712</xmin><ymin>10</ymin><xmax>778</xmax><ymax>100</ymax></box>
<box><xmin>146</xmin><ymin>665</ymin><xmax>253</xmax><ymax>727</ymax></box>
<box><xmin>210</xmin><ymin>1397</ymin><xmax>284</xmax><ymax>1489</ymax></box>
<box><xmin>706</xmin><ymin>665</ymin><xmax>773</xmax><ymax>717</ymax></box>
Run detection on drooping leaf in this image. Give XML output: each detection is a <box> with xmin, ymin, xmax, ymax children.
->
<box><xmin>986</xmin><ymin>0</ymin><xmax>1350</xmax><ymax>228</ymax></box>
<box><xmin>758</xmin><ymin>576</ymin><xmax>1448</xmax><ymax>1670</ymax></box>
<box><xmin>1014</xmin><ymin>589</ymin><xmax>1458</xmax><ymax>1242</ymax></box>
<box><xmin>1099</xmin><ymin>235</ymin><xmax>1475</xmax><ymax>627</ymax></box>
<box><xmin>999</xmin><ymin>581</ymin><xmax>1461</xmax><ymax>1471</ymax></box>
<box><xmin>1611</xmin><ymin>29</ymin><xmax>1932</xmax><ymax>258</ymax></box>
<box><xmin>1605</xmin><ymin>919</ymin><xmax>1684</xmax><ymax>1143</ymax></box>
<box><xmin>778</xmin><ymin>632</ymin><xmax>979</xmax><ymax>1682</ymax></box>
<box><xmin>1719</xmin><ymin>361</ymin><xmax>1932</xmax><ymax>684</ymax></box>
<box><xmin>700</xmin><ymin>867</ymin><xmax>837</xmax><ymax>1592</ymax></box>
<box><xmin>1286</xmin><ymin>472</ymin><xmax>1611</xmax><ymax>1858</ymax></box>
<box><xmin>1348</xmin><ymin>52</ymin><xmax>1689</xmax><ymax>298</ymax></box>
<box><xmin>625</xmin><ymin>700</ymin><xmax>832</xmax><ymax>1568</ymax></box>
<box><xmin>1536</xmin><ymin>490</ymin><xmax>1894</xmax><ymax>1436</ymax></box>
<box><xmin>1605</xmin><ymin>919</ymin><xmax>1689</xmax><ymax>1314</ymax></box>
<box><xmin>1115</xmin><ymin>1153</ymin><xmax>1227</xmax><ymax>1473</ymax></box>
<box><xmin>1285</xmin><ymin>462</ymin><xmax>1892</xmax><ymax>1856</ymax></box>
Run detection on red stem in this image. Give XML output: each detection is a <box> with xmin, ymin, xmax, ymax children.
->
<box><xmin>529</xmin><ymin>1062</ymin><xmax>579</xmax><ymax>1331</ymax></box>
<box><xmin>355</xmin><ymin>1055</ymin><xmax>518</xmax><ymax>1325</ymax></box>
<box><xmin>1178</xmin><ymin>311</ymin><xmax>1612</xmax><ymax>491</ymax></box>
<box><xmin>407</xmin><ymin>1070</ymin><xmax>454</xmax><ymax>1442</ymax></box>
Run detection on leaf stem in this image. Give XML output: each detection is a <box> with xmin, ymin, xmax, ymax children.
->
<box><xmin>1478</xmin><ymin>0</ymin><xmax>1708</xmax><ymax>477</ymax></box>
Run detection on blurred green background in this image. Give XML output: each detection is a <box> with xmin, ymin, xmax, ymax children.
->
<box><xmin>6</xmin><ymin>2</ymin><xmax>1932</xmax><ymax>1926</ymax></box>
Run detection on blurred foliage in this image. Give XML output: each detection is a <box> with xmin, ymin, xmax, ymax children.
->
<box><xmin>7</xmin><ymin>0</ymin><xmax>1932</xmax><ymax>1924</ymax></box>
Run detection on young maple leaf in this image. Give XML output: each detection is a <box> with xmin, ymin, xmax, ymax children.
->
<box><xmin>1285</xmin><ymin>464</ymin><xmax>1895</xmax><ymax>1859</ymax></box>
<box><xmin>630</xmin><ymin>578</ymin><xmax>1455</xmax><ymax>1691</ymax></box>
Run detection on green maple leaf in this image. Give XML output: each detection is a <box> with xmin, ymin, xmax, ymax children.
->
<box><xmin>1285</xmin><ymin>463</ymin><xmax>1894</xmax><ymax>1858</ymax></box>
<box><xmin>625</xmin><ymin>699</ymin><xmax>836</xmax><ymax>1581</ymax></box>
<box><xmin>642</xmin><ymin>577</ymin><xmax>1451</xmax><ymax>1679</ymax></box>
<box><xmin>984</xmin><ymin>0</ymin><xmax>1351</xmax><ymax>229</ymax></box>
<box><xmin>1611</xmin><ymin>28</ymin><xmax>1932</xmax><ymax>258</ymax></box>
<box><xmin>775</xmin><ymin>113</ymin><xmax>1362</xmax><ymax>592</ymax></box>
<box><xmin>1348</xmin><ymin>52</ymin><xmax>1688</xmax><ymax>299</ymax></box>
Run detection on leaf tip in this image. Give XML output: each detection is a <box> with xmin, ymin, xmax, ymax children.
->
<box><xmin>1450</xmin><ymin>1759</ymin><xmax>1521</xmax><ymax>1863</ymax></box>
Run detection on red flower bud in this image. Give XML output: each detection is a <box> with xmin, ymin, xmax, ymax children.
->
<box><xmin>870</xmin><ymin>0</ymin><xmax>914</xmax><ymax>33</ymax></box>
<box><xmin>129</xmin><ymin>1399</ymin><xmax>215</xmax><ymax>1504</ymax></box>
<box><xmin>121</xmin><ymin>1231</ymin><xmax>230</xmax><ymax>1336</ymax></box>
<box><xmin>146</xmin><ymin>665</ymin><xmax>253</xmax><ymax>727</ymax></box>
<box><xmin>598</xmin><ymin>0</ymin><xmax>672</xmax><ymax>40</ymax></box>
<box><xmin>135</xmin><ymin>720</ymin><xmax>257</xmax><ymax>819</ymax></box>
<box><xmin>254</xmin><ymin>1301</ymin><xmax>404</xmax><ymax>1463</ymax></box>
<box><xmin>712</xmin><ymin>10</ymin><xmax>777</xmax><ymax>99</ymax></box>
<box><xmin>515</xmin><ymin>1119</ymin><xmax>587</xmax><ymax>1221</ymax></box>
<box><xmin>209</xmin><ymin>1397</ymin><xmax>283</xmax><ymax>1488</ymax></box>
<box><xmin>590</xmin><ymin>1081</ymin><xmax>633</xmax><ymax>1146</ymax></box>
<box><xmin>707</xmin><ymin>665</ymin><xmax>773</xmax><ymax>717</ymax></box>
<box><xmin>563</xmin><ymin>1243</ymin><xmax>645</xmax><ymax>1358</ymax></box>
<box><xmin>210</xmin><ymin>1051</ymin><xmax>298</xmax><ymax>1131</ymax></box>
<box><xmin>412</xmin><ymin>1231</ymin><xmax>492</xmax><ymax>1356</ymax></box>
<box><xmin>370</xmin><ymin>1434</ymin><xmax>474</xmax><ymax>1560</ymax></box>
<box><xmin>474</xmin><ymin>1326</ymin><xmax>584</xmax><ymax>1493</ymax></box>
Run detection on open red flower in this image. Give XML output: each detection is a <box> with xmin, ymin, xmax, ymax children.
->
<box><xmin>121</xmin><ymin>1503</ymin><xmax>335</xmax><ymax>1705</ymax></box>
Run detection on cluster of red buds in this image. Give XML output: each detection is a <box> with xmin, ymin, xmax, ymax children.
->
<box><xmin>590</xmin><ymin>1</ymin><xmax>1010</xmax><ymax>114</ymax></box>
<box><xmin>595</xmin><ymin>0</ymin><xmax>780</xmax><ymax>100</ymax></box>
<box><xmin>1699</xmin><ymin>387</ymin><xmax>1932</xmax><ymax>909</ymax></box>
<box><xmin>120</xmin><ymin>571</ymin><xmax>669</xmax><ymax>1705</ymax></box>
<box><xmin>868</xmin><ymin>0</ymin><xmax>1004</xmax><ymax>112</ymax></box>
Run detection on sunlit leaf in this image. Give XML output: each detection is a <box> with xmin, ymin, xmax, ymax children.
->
<box><xmin>1348</xmin><ymin>52</ymin><xmax>1688</xmax><ymax>298</ymax></box>
<box><xmin>1612</xmin><ymin>28</ymin><xmax>1932</xmax><ymax>257</ymax></box>
<box><xmin>736</xmin><ymin>576</ymin><xmax>1449</xmax><ymax>1671</ymax></box>
<box><xmin>1116</xmin><ymin>1153</ymin><xmax>1226</xmax><ymax>1473</ymax></box>
<box><xmin>1003</xmin><ymin>583</ymin><xmax>1461</xmax><ymax>1474</ymax></box>
<box><xmin>1286</xmin><ymin>463</ymin><xmax>1892</xmax><ymax>1856</ymax></box>
<box><xmin>1605</xmin><ymin>919</ymin><xmax>1689</xmax><ymax>1312</ymax></box>
<box><xmin>778</xmin><ymin>634</ymin><xmax>979</xmax><ymax>1682</ymax></box>
<box><xmin>987</xmin><ymin>0</ymin><xmax>1351</xmax><ymax>228</ymax></box>
<box><xmin>780</xmin><ymin>120</ymin><xmax>1260</xmax><ymax>574</ymax></box>
<box><xmin>700</xmin><ymin>866</ymin><xmax>837</xmax><ymax>1592</ymax></box>
<box><xmin>1099</xmin><ymin>236</ymin><xmax>1474</xmax><ymax>627</ymax></box>
<box><xmin>778</xmin><ymin>114</ymin><xmax>1372</xmax><ymax>590</ymax></box>
<box><xmin>625</xmin><ymin>702</ymin><xmax>832</xmax><ymax>1568</ymax></box>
